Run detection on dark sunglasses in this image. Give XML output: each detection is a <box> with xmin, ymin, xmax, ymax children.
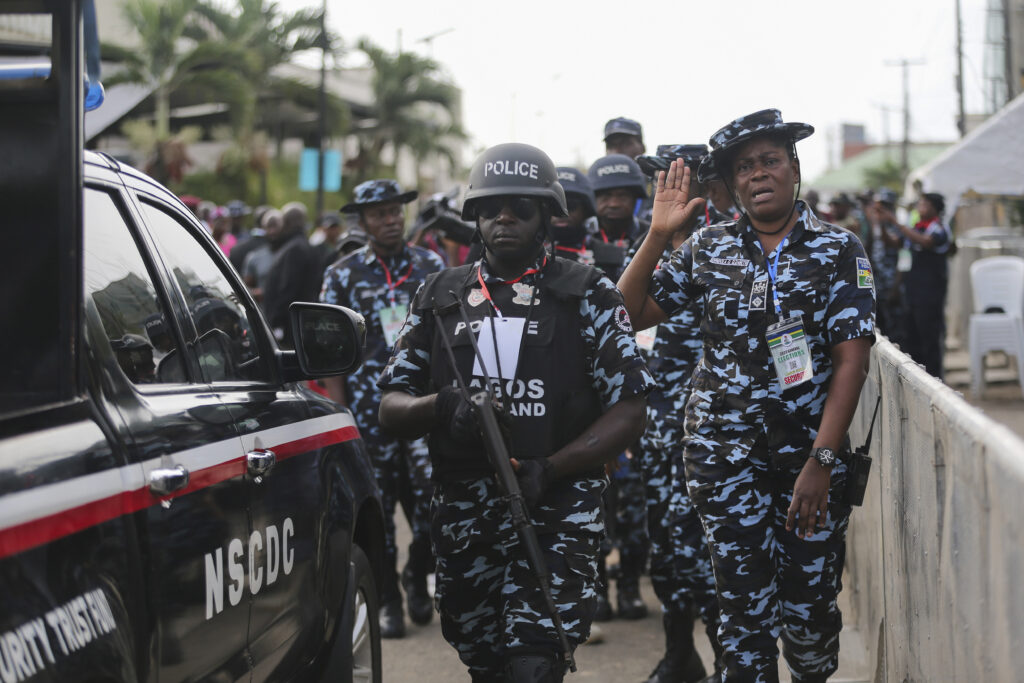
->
<box><xmin>475</xmin><ymin>196</ymin><xmax>539</xmax><ymax>221</ymax></box>
<box><xmin>566</xmin><ymin>197</ymin><xmax>585</xmax><ymax>213</ymax></box>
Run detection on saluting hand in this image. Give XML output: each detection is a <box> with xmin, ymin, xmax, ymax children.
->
<box><xmin>650</xmin><ymin>159</ymin><xmax>704</xmax><ymax>240</ymax></box>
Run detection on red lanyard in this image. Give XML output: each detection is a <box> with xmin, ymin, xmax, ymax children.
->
<box><xmin>598</xmin><ymin>229</ymin><xmax>627</xmax><ymax>247</ymax></box>
<box><xmin>555</xmin><ymin>244</ymin><xmax>587</xmax><ymax>255</ymax></box>
<box><xmin>475</xmin><ymin>258</ymin><xmax>545</xmax><ymax>317</ymax></box>
<box><xmin>376</xmin><ymin>255</ymin><xmax>414</xmax><ymax>306</ymax></box>
<box><xmin>705</xmin><ymin>205</ymin><xmax>712</xmax><ymax>226</ymax></box>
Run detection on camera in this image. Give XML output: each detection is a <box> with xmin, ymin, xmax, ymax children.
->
<box><xmin>413</xmin><ymin>188</ymin><xmax>476</xmax><ymax>246</ymax></box>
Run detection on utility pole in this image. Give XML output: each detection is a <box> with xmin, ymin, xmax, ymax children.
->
<box><xmin>1004</xmin><ymin>0</ymin><xmax>1015</xmax><ymax>104</ymax></box>
<box><xmin>956</xmin><ymin>0</ymin><xmax>967</xmax><ymax>136</ymax></box>
<box><xmin>885</xmin><ymin>58</ymin><xmax>925</xmax><ymax>175</ymax></box>
<box><xmin>315</xmin><ymin>0</ymin><xmax>327</xmax><ymax>220</ymax></box>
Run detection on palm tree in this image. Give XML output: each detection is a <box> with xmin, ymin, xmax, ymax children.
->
<box><xmin>353</xmin><ymin>39</ymin><xmax>466</xmax><ymax>185</ymax></box>
<box><xmin>189</xmin><ymin>0</ymin><xmax>349</xmax><ymax>200</ymax></box>
<box><xmin>105</xmin><ymin>0</ymin><xmax>253</xmax><ymax>183</ymax></box>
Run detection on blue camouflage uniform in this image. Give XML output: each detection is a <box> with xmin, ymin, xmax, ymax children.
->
<box><xmin>320</xmin><ymin>243</ymin><xmax>444</xmax><ymax>605</ymax></box>
<box><xmin>649</xmin><ymin>201</ymin><xmax>875</xmax><ymax>683</ymax></box>
<box><xmin>377</xmin><ymin>253</ymin><xmax>653</xmax><ymax>680</ymax></box>
<box><xmin>868</xmin><ymin>219</ymin><xmax>904</xmax><ymax>345</ymax></box>
<box><xmin>634</xmin><ymin>208</ymin><xmax>725</xmax><ymax>627</ymax></box>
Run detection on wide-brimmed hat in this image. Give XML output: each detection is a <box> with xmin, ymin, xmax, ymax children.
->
<box><xmin>697</xmin><ymin>109</ymin><xmax>814</xmax><ymax>182</ymax></box>
<box><xmin>340</xmin><ymin>179</ymin><xmax>418</xmax><ymax>214</ymax></box>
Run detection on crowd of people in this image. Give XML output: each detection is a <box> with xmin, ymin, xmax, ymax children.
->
<box><xmin>182</xmin><ymin>109</ymin><xmax>954</xmax><ymax>683</ymax></box>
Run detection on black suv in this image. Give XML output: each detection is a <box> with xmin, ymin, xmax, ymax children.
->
<box><xmin>0</xmin><ymin>2</ymin><xmax>385</xmax><ymax>681</ymax></box>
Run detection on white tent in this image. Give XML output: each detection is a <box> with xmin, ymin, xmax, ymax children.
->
<box><xmin>906</xmin><ymin>91</ymin><xmax>1024</xmax><ymax>217</ymax></box>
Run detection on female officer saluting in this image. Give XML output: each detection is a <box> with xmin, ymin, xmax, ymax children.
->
<box><xmin>618</xmin><ymin>110</ymin><xmax>876</xmax><ymax>683</ymax></box>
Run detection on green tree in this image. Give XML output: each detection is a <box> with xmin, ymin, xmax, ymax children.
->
<box><xmin>105</xmin><ymin>0</ymin><xmax>253</xmax><ymax>183</ymax></box>
<box><xmin>353</xmin><ymin>39</ymin><xmax>466</xmax><ymax>185</ymax></box>
<box><xmin>863</xmin><ymin>159</ymin><xmax>905</xmax><ymax>192</ymax></box>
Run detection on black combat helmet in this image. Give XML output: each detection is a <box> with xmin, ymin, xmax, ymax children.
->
<box><xmin>462</xmin><ymin>143</ymin><xmax>567</xmax><ymax>220</ymax></box>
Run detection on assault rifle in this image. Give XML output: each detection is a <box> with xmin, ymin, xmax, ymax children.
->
<box><xmin>433</xmin><ymin>295</ymin><xmax>577</xmax><ymax>674</ymax></box>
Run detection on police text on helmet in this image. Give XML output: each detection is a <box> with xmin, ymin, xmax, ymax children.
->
<box><xmin>483</xmin><ymin>160</ymin><xmax>539</xmax><ymax>180</ymax></box>
<box><xmin>596</xmin><ymin>164</ymin><xmax>633</xmax><ymax>176</ymax></box>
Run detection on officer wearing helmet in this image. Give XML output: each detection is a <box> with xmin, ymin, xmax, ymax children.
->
<box><xmin>549</xmin><ymin>167</ymin><xmax>598</xmax><ymax>265</ymax></box>
<box><xmin>633</xmin><ymin>145</ymin><xmax>724</xmax><ymax>683</ymax></box>
<box><xmin>587</xmin><ymin>154</ymin><xmax>649</xmax><ymax>280</ymax></box>
<box><xmin>584</xmin><ymin>153</ymin><xmax>651</xmax><ymax>623</ymax></box>
<box><xmin>619</xmin><ymin>109</ymin><xmax>875</xmax><ymax>682</ymax></box>
<box><xmin>378</xmin><ymin>143</ymin><xmax>653</xmax><ymax>682</ymax></box>
<box><xmin>321</xmin><ymin>178</ymin><xmax>445</xmax><ymax>639</ymax></box>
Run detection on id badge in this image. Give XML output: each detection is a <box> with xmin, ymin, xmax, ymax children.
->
<box><xmin>766</xmin><ymin>315</ymin><xmax>813</xmax><ymax>389</ymax></box>
<box><xmin>897</xmin><ymin>247</ymin><xmax>912</xmax><ymax>273</ymax></box>
<box><xmin>636</xmin><ymin>325</ymin><xmax>658</xmax><ymax>351</ymax></box>
<box><xmin>380</xmin><ymin>304</ymin><xmax>408</xmax><ymax>347</ymax></box>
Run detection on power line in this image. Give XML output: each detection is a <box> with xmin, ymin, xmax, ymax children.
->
<box><xmin>884</xmin><ymin>58</ymin><xmax>926</xmax><ymax>174</ymax></box>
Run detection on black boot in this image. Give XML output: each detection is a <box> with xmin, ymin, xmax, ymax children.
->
<box><xmin>616</xmin><ymin>552</ymin><xmax>648</xmax><ymax>620</ymax></box>
<box><xmin>643</xmin><ymin>607</ymin><xmax>706</xmax><ymax>683</ymax></box>
<box><xmin>504</xmin><ymin>652</ymin><xmax>565</xmax><ymax>683</ymax></box>
<box><xmin>402</xmin><ymin>536</ymin><xmax>434</xmax><ymax>626</ymax></box>
<box><xmin>594</xmin><ymin>558</ymin><xmax>613</xmax><ymax>621</ymax></box>
<box><xmin>379</xmin><ymin>599</ymin><xmax>405</xmax><ymax>639</ymax></box>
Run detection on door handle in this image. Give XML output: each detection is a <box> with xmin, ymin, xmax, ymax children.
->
<box><xmin>246</xmin><ymin>449</ymin><xmax>276</xmax><ymax>478</ymax></box>
<box><xmin>149</xmin><ymin>465</ymin><xmax>190</xmax><ymax>496</ymax></box>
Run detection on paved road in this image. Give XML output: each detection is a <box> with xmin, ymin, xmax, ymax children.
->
<box><xmin>384</xmin><ymin>504</ymin><xmax>870</xmax><ymax>682</ymax></box>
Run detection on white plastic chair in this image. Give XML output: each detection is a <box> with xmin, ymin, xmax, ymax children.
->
<box><xmin>968</xmin><ymin>255</ymin><xmax>1024</xmax><ymax>397</ymax></box>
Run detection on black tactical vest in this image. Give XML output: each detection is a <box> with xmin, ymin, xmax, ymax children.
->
<box><xmin>418</xmin><ymin>256</ymin><xmax>605</xmax><ymax>482</ymax></box>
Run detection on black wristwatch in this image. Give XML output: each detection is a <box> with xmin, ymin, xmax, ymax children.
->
<box><xmin>810</xmin><ymin>447</ymin><xmax>836</xmax><ymax>468</ymax></box>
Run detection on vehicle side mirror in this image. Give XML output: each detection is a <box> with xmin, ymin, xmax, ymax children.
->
<box><xmin>289</xmin><ymin>303</ymin><xmax>366</xmax><ymax>377</ymax></box>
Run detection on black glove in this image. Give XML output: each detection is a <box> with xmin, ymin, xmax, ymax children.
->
<box><xmin>434</xmin><ymin>386</ymin><xmax>483</xmax><ymax>445</ymax></box>
<box><xmin>516</xmin><ymin>458</ymin><xmax>554</xmax><ymax>510</ymax></box>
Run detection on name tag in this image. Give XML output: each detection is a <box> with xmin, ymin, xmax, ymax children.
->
<box><xmin>766</xmin><ymin>315</ymin><xmax>814</xmax><ymax>389</ymax></box>
<box><xmin>380</xmin><ymin>304</ymin><xmax>408</xmax><ymax>347</ymax></box>
<box><xmin>710</xmin><ymin>257</ymin><xmax>749</xmax><ymax>268</ymax></box>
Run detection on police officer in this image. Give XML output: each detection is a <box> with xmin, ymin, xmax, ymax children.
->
<box><xmin>321</xmin><ymin>179</ymin><xmax>445</xmax><ymax>638</ymax></box>
<box><xmin>879</xmin><ymin>191</ymin><xmax>952</xmax><ymax>379</ymax></box>
<box><xmin>586</xmin><ymin>152</ymin><xmax>651</xmax><ymax>622</ymax></box>
<box><xmin>619</xmin><ymin>109</ymin><xmax>876</xmax><ymax>683</ymax></box>
<box><xmin>550</xmin><ymin>167</ymin><xmax>598</xmax><ymax>265</ymax></box>
<box><xmin>588</xmin><ymin>154</ymin><xmax>650</xmax><ymax>280</ymax></box>
<box><xmin>633</xmin><ymin>144</ymin><xmax>723</xmax><ymax>683</ymax></box>
<box><xmin>865</xmin><ymin>189</ymin><xmax>904</xmax><ymax>345</ymax></box>
<box><xmin>377</xmin><ymin>143</ymin><xmax>653</xmax><ymax>682</ymax></box>
<box><xmin>604</xmin><ymin>116</ymin><xmax>646</xmax><ymax>159</ymax></box>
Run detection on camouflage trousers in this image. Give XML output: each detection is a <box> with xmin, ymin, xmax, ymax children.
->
<box><xmin>684</xmin><ymin>430</ymin><xmax>850</xmax><ymax>683</ymax></box>
<box><xmin>432</xmin><ymin>475</ymin><xmax>604</xmax><ymax>680</ymax></box>
<box><xmin>639</xmin><ymin>401</ymin><xmax>719</xmax><ymax>623</ymax></box>
<box><xmin>362</xmin><ymin>426</ymin><xmax>433</xmax><ymax>604</ymax></box>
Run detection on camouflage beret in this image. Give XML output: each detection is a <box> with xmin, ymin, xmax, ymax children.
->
<box><xmin>340</xmin><ymin>179</ymin><xmax>418</xmax><ymax>214</ymax></box>
<box><xmin>697</xmin><ymin>109</ymin><xmax>814</xmax><ymax>182</ymax></box>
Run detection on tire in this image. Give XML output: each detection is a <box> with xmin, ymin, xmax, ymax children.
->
<box><xmin>349</xmin><ymin>545</ymin><xmax>382</xmax><ymax>683</ymax></box>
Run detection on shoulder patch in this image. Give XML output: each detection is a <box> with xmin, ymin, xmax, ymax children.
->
<box><xmin>856</xmin><ymin>257</ymin><xmax>873</xmax><ymax>289</ymax></box>
<box><xmin>614</xmin><ymin>305</ymin><xmax>633</xmax><ymax>332</ymax></box>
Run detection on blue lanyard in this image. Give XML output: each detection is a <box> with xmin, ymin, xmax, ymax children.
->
<box><xmin>760</xmin><ymin>236</ymin><xmax>788</xmax><ymax>317</ymax></box>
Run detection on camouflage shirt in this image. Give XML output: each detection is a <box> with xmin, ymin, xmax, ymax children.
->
<box><xmin>320</xmin><ymin>243</ymin><xmax>444</xmax><ymax>423</ymax></box>
<box><xmin>649</xmin><ymin>201</ymin><xmax>876</xmax><ymax>440</ymax></box>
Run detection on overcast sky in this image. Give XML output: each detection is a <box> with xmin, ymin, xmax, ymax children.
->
<box><xmin>284</xmin><ymin>0</ymin><xmax>995</xmax><ymax>183</ymax></box>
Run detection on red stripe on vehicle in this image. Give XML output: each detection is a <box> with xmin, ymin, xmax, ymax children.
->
<box><xmin>0</xmin><ymin>426</ymin><xmax>360</xmax><ymax>560</ymax></box>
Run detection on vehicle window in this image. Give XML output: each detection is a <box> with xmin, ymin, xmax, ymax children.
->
<box><xmin>83</xmin><ymin>188</ymin><xmax>187</xmax><ymax>385</ymax></box>
<box><xmin>137</xmin><ymin>201</ymin><xmax>271</xmax><ymax>384</ymax></box>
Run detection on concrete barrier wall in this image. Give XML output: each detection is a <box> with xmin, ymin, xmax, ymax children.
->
<box><xmin>845</xmin><ymin>336</ymin><xmax>1024</xmax><ymax>682</ymax></box>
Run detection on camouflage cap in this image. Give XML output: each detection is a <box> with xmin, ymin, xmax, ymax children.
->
<box><xmin>697</xmin><ymin>109</ymin><xmax>814</xmax><ymax>182</ymax></box>
<box><xmin>874</xmin><ymin>188</ymin><xmax>899</xmax><ymax>207</ymax></box>
<box><xmin>556</xmin><ymin>167</ymin><xmax>597</xmax><ymax>216</ymax></box>
<box><xmin>226</xmin><ymin>199</ymin><xmax>250</xmax><ymax>217</ymax></box>
<box><xmin>829</xmin><ymin>192</ymin><xmax>854</xmax><ymax>207</ymax></box>
<box><xmin>340</xmin><ymin>179</ymin><xmax>418</xmax><ymax>214</ymax></box>
<box><xmin>603</xmin><ymin>117</ymin><xmax>643</xmax><ymax>142</ymax></box>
